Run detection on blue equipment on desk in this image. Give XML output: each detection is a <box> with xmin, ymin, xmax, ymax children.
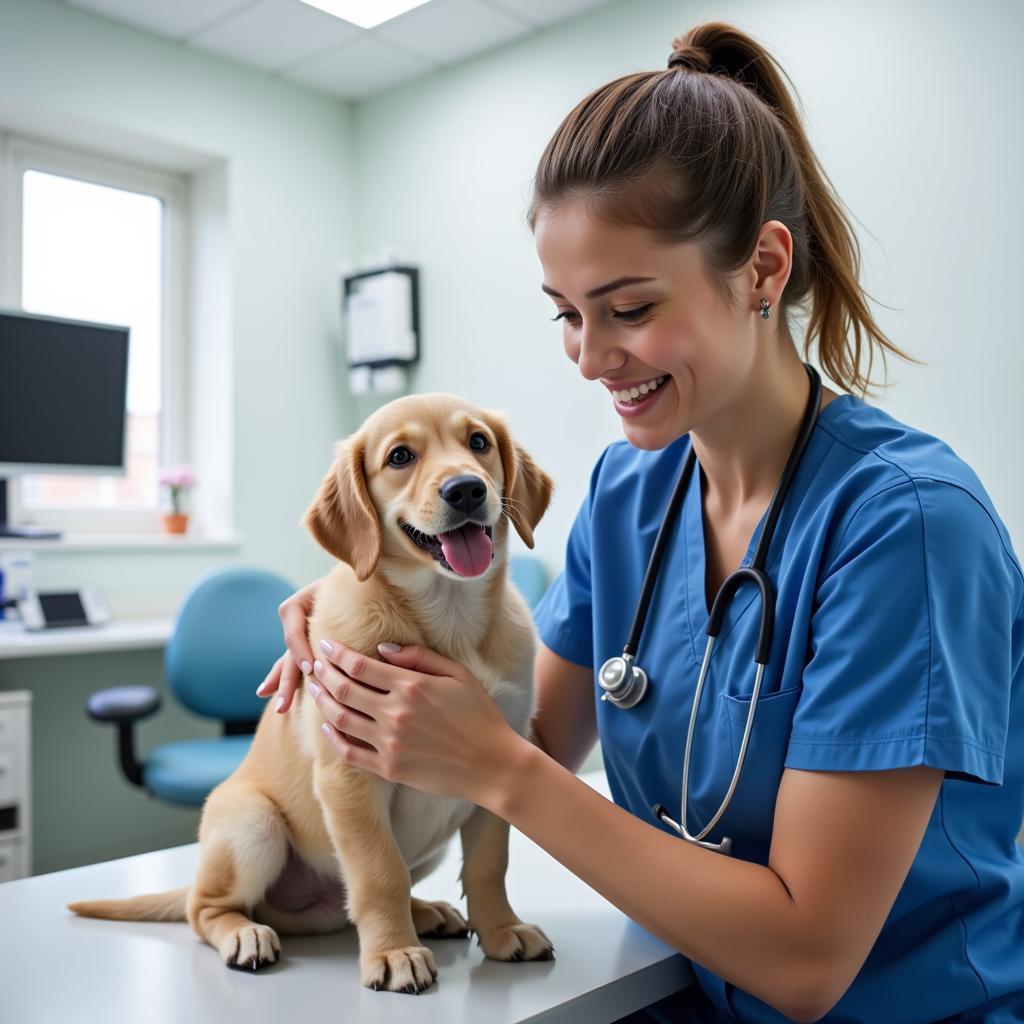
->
<box><xmin>83</xmin><ymin>565</ymin><xmax>295</xmax><ymax>806</ymax></box>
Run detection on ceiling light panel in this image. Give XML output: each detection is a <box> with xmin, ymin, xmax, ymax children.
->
<box><xmin>296</xmin><ymin>0</ymin><xmax>433</xmax><ymax>29</ymax></box>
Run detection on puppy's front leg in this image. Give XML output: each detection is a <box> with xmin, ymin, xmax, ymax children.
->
<box><xmin>314</xmin><ymin>761</ymin><xmax>437</xmax><ymax>994</ymax></box>
<box><xmin>458</xmin><ymin>804</ymin><xmax>555</xmax><ymax>962</ymax></box>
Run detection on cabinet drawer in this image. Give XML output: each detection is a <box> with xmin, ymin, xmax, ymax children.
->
<box><xmin>0</xmin><ymin>838</ymin><xmax>25</xmax><ymax>882</ymax></box>
<box><xmin>0</xmin><ymin>745</ymin><xmax>13</xmax><ymax>806</ymax></box>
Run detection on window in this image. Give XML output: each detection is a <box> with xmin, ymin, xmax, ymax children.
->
<box><xmin>0</xmin><ymin>134</ymin><xmax>188</xmax><ymax>534</ymax></box>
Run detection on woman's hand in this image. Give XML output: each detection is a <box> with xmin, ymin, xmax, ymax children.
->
<box><xmin>309</xmin><ymin>638</ymin><xmax>525</xmax><ymax>808</ymax></box>
<box><xmin>255</xmin><ymin>575</ymin><xmax>327</xmax><ymax>713</ymax></box>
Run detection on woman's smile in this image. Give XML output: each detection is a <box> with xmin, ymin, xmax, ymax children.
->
<box><xmin>609</xmin><ymin>374</ymin><xmax>670</xmax><ymax>418</ymax></box>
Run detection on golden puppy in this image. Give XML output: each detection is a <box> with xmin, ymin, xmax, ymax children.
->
<box><xmin>68</xmin><ymin>392</ymin><xmax>556</xmax><ymax>994</ymax></box>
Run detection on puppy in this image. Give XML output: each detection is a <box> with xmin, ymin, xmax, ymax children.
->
<box><xmin>68</xmin><ymin>392</ymin><xmax>556</xmax><ymax>994</ymax></box>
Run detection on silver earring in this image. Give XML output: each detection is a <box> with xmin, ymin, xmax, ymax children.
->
<box><xmin>759</xmin><ymin>297</ymin><xmax>771</xmax><ymax>320</ymax></box>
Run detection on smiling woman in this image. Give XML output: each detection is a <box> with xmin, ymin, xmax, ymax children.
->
<box><xmin>514</xmin><ymin>16</ymin><xmax>1024</xmax><ymax>1024</ymax></box>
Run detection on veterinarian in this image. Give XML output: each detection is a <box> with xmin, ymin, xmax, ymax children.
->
<box><xmin>258</xmin><ymin>20</ymin><xmax>1024</xmax><ymax>1024</ymax></box>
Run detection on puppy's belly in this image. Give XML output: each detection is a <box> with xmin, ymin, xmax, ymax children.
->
<box><xmin>389</xmin><ymin>786</ymin><xmax>475</xmax><ymax>870</ymax></box>
<box><xmin>263</xmin><ymin>843</ymin><xmax>346</xmax><ymax>915</ymax></box>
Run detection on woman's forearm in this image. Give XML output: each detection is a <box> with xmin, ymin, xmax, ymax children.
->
<box><xmin>483</xmin><ymin>733</ymin><xmax>825</xmax><ymax>1021</ymax></box>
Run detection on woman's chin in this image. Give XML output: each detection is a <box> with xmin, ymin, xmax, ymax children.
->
<box><xmin>619</xmin><ymin>419</ymin><xmax>677</xmax><ymax>451</ymax></box>
<box><xmin>618</xmin><ymin>392</ymin><xmax>683</xmax><ymax>450</ymax></box>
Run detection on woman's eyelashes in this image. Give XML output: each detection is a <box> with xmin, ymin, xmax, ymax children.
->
<box><xmin>551</xmin><ymin>303</ymin><xmax>654</xmax><ymax>326</ymax></box>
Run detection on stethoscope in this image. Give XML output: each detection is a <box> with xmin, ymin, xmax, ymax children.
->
<box><xmin>597</xmin><ymin>362</ymin><xmax>822</xmax><ymax>856</ymax></box>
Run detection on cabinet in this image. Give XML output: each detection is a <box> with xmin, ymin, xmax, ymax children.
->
<box><xmin>0</xmin><ymin>691</ymin><xmax>31</xmax><ymax>881</ymax></box>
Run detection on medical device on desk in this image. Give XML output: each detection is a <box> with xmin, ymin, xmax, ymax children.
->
<box><xmin>17</xmin><ymin>586</ymin><xmax>112</xmax><ymax>630</ymax></box>
<box><xmin>597</xmin><ymin>362</ymin><xmax>823</xmax><ymax>856</ymax></box>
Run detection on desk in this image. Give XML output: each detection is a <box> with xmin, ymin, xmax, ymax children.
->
<box><xmin>0</xmin><ymin>617</ymin><xmax>172</xmax><ymax>659</ymax></box>
<box><xmin>0</xmin><ymin>769</ymin><xmax>694</xmax><ymax>1023</ymax></box>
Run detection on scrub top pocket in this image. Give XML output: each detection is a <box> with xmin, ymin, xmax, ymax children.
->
<box><xmin>717</xmin><ymin>685</ymin><xmax>802</xmax><ymax>842</ymax></box>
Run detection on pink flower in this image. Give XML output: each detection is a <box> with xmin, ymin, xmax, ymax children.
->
<box><xmin>158</xmin><ymin>464</ymin><xmax>195</xmax><ymax>488</ymax></box>
<box><xmin>158</xmin><ymin>464</ymin><xmax>195</xmax><ymax>514</ymax></box>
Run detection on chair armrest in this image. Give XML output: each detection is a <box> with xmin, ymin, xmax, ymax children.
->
<box><xmin>86</xmin><ymin>685</ymin><xmax>161</xmax><ymax>724</ymax></box>
<box><xmin>84</xmin><ymin>686</ymin><xmax>162</xmax><ymax>788</ymax></box>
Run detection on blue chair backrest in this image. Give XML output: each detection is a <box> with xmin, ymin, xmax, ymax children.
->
<box><xmin>164</xmin><ymin>565</ymin><xmax>297</xmax><ymax>722</ymax></box>
<box><xmin>509</xmin><ymin>555</ymin><xmax>549</xmax><ymax>610</ymax></box>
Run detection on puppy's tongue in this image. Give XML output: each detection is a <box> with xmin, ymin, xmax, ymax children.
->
<box><xmin>438</xmin><ymin>523</ymin><xmax>492</xmax><ymax>577</ymax></box>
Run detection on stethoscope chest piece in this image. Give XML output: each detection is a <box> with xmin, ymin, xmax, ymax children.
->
<box><xmin>598</xmin><ymin>653</ymin><xmax>648</xmax><ymax>709</ymax></box>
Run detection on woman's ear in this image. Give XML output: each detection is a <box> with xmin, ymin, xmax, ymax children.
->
<box><xmin>301</xmin><ymin>434</ymin><xmax>381</xmax><ymax>580</ymax></box>
<box><xmin>489</xmin><ymin>412</ymin><xmax>554</xmax><ymax>550</ymax></box>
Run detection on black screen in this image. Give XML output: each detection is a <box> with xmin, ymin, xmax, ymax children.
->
<box><xmin>0</xmin><ymin>311</ymin><xmax>129</xmax><ymax>469</ymax></box>
<box><xmin>38</xmin><ymin>591</ymin><xmax>88</xmax><ymax>627</ymax></box>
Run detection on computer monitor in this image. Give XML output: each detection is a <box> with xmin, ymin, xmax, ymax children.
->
<box><xmin>0</xmin><ymin>309</ymin><xmax>130</xmax><ymax>540</ymax></box>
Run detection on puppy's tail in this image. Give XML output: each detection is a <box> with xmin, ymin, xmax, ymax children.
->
<box><xmin>67</xmin><ymin>886</ymin><xmax>189</xmax><ymax>922</ymax></box>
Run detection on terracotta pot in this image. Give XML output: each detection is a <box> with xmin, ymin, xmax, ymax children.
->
<box><xmin>162</xmin><ymin>513</ymin><xmax>189</xmax><ymax>535</ymax></box>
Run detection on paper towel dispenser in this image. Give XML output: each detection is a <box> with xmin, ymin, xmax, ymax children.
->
<box><xmin>342</xmin><ymin>265</ymin><xmax>420</xmax><ymax>394</ymax></box>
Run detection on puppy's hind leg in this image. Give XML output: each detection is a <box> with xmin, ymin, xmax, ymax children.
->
<box><xmin>459</xmin><ymin>804</ymin><xmax>554</xmax><ymax>962</ymax></box>
<box><xmin>186</xmin><ymin>784</ymin><xmax>288</xmax><ymax>971</ymax></box>
<box><xmin>410</xmin><ymin>846</ymin><xmax>469</xmax><ymax>939</ymax></box>
<box><xmin>411</xmin><ymin>895</ymin><xmax>470</xmax><ymax>939</ymax></box>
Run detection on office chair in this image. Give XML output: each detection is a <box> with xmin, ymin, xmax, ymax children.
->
<box><xmin>508</xmin><ymin>554</ymin><xmax>549</xmax><ymax>610</ymax></box>
<box><xmin>84</xmin><ymin>565</ymin><xmax>296</xmax><ymax>807</ymax></box>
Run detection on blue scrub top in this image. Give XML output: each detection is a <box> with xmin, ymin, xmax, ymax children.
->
<box><xmin>532</xmin><ymin>393</ymin><xmax>1024</xmax><ymax>1023</ymax></box>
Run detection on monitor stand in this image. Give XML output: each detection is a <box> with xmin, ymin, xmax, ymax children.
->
<box><xmin>0</xmin><ymin>479</ymin><xmax>62</xmax><ymax>540</ymax></box>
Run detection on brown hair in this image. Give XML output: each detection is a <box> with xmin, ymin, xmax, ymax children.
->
<box><xmin>526</xmin><ymin>21</ymin><xmax>921</xmax><ymax>398</ymax></box>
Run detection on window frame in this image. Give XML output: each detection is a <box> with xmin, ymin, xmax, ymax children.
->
<box><xmin>0</xmin><ymin>132</ymin><xmax>189</xmax><ymax>533</ymax></box>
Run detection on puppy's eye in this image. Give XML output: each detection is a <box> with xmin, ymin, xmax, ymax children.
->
<box><xmin>469</xmin><ymin>432</ymin><xmax>489</xmax><ymax>452</ymax></box>
<box><xmin>387</xmin><ymin>446</ymin><xmax>414</xmax><ymax>467</ymax></box>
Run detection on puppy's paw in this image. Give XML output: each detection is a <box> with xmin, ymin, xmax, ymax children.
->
<box><xmin>361</xmin><ymin>944</ymin><xmax>438</xmax><ymax>993</ymax></box>
<box><xmin>475</xmin><ymin>920</ymin><xmax>555</xmax><ymax>962</ymax></box>
<box><xmin>220</xmin><ymin>924</ymin><xmax>281</xmax><ymax>971</ymax></box>
<box><xmin>412</xmin><ymin>897</ymin><xmax>470</xmax><ymax>938</ymax></box>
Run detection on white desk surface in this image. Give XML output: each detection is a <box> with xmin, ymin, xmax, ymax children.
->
<box><xmin>0</xmin><ymin>769</ymin><xmax>694</xmax><ymax>1023</ymax></box>
<box><xmin>0</xmin><ymin>617</ymin><xmax>172</xmax><ymax>659</ymax></box>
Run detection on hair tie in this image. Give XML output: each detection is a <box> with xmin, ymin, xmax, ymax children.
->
<box><xmin>667</xmin><ymin>45</ymin><xmax>712</xmax><ymax>73</ymax></box>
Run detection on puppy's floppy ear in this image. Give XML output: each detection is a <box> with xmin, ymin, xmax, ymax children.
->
<box><xmin>488</xmin><ymin>412</ymin><xmax>554</xmax><ymax>550</ymax></box>
<box><xmin>301</xmin><ymin>434</ymin><xmax>381</xmax><ymax>581</ymax></box>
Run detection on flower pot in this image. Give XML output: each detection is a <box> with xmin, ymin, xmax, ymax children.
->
<box><xmin>162</xmin><ymin>513</ymin><xmax>189</xmax><ymax>535</ymax></box>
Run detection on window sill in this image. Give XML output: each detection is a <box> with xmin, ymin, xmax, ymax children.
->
<box><xmin>0</xmin><ymin>532</ymin><xmax>242</xmax><ymax>553</ymax></box>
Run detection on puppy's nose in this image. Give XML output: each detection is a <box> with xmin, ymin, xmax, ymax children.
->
<box><xmin>439</xmin><ymin>474</ymin><xmax>487</xmax><ymax>517</ymax></box>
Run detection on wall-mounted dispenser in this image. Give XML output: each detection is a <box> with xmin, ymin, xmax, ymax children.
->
<box><xmin>342</xmin><ymin>264</ymin><xmax>420</xmax><ymax>395</ymax></box>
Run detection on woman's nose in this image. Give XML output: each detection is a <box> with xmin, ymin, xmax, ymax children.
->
<box><xmin>574</xmin><ymin>323</ymin><xmax>625</xmax><ymax>382</ymax></box>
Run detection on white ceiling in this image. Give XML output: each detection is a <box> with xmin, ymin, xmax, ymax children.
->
<box><xmin>63</xmin><ymin>0</ymin><xmax>613</xmax><ymax>100</ymax></box>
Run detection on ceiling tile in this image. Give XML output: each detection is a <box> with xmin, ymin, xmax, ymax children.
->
<box><xmin>482</xmin><ymin>0</ymin><xmax>611</xmax><ymax>29</ymax></box>
<box><xmin>375</xmin><ymin>0</ymin><xmax>530</xmax><ymax>65</ymax></box>
<box><xmin>65</xmin><ymin>0</ymin><xmax>616</xmax><ymax>100</ymax></box>
<box><xmin>188</xmin><ymin>0</ymin><xmax>360</xmax><ymax>73</ymax></box>
<box><xmin>66</xmin><ymin>0</ymin><xmax>260</xmax><ymax>40</ymax></box>
<box><xmin>284</xmin><ymin>34</ymin><xmax>438</xmax><ymax>99</ymax></box>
